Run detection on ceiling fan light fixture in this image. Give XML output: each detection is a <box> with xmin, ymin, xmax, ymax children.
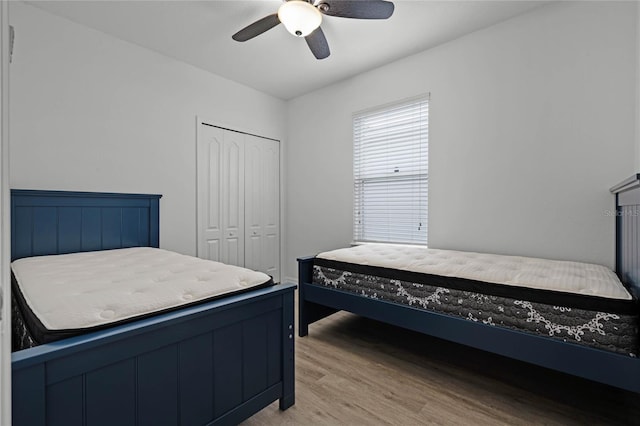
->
<box><xmin>278</xmin><ymin>1</ymin><xmax>322</xmax><ymax>38</ymax></box>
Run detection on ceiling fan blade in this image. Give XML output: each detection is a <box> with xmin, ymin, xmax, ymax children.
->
<box><xmin>317</xmin><ymin>1</ymin><xmax>394</xmax><ymax>19</ymax></box>
<box><xmin>305</xmin><ymin>27</ymin><xmax>330</xmax><ymax>60</ymax></box>
<box><xmin>232</xmin><ymin>13</ymin><xmax>281</xmax><ymax>42</ymax></box>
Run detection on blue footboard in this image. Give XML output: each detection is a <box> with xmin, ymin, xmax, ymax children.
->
<box><xmin>12</xmin><ymin>283</ymin><xmax>296</xmax><ymax>426</ymax></box>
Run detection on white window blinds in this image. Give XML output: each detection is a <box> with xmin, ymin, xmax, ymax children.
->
<box><xmin>353</xmin><ymin>96</ymin><xmax>428</xmax><ymax>245</ymax></box>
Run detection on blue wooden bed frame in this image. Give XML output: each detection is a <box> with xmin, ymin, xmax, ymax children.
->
<box><xmin>10</xmin><ymin>189</ymin><xmax>295</xmax><ymax>426</ymax></box>
<box><xmin>298</xmin><ymin>174</ymin><xmax>640</xmax><ymax>393</ymax></box>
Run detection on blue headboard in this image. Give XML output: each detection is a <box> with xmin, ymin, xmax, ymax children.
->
<box><xmin>11</xmin><ymin>190</ymin><xmax>161</xmax><ymax>261</ymax></box>
<box><xmin>611</xmin><ymin>175</ymin><xmax>640</xmax><ymax>299</ymax></box>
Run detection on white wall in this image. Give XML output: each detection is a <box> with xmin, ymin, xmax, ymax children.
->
<box><xmin>285</xmin><ymin>1</ymin><xmax>637</xmax><ymax>279</ymax></box>
<box><xmin>9</xmin><ymin>2</ymin><xmax>286</xmax><ymax>256</ymax></box>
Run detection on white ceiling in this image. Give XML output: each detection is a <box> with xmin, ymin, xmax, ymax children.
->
<box><xmin>27</xmin><ymin>0</ymin><xmax>548</xmax><ymax>100</ymax></box>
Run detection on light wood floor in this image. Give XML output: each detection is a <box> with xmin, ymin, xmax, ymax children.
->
<box><xmin>242</xmin><ymin>303</ymin><xmax>640</xmax><ymax>426</ymax></box>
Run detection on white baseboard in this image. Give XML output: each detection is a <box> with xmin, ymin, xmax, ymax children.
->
<box><xmin>283</xmin><ymin>276</ymin><xmax>298</xmax><ymax>285</ymax></box>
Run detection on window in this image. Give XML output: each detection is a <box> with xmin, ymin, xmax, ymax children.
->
<box><xmin>353</xmin><ymin>96</ymin><xmax>429</xmax><ymax>245</ymax></box>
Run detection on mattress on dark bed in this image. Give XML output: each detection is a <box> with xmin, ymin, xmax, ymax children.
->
<box><xmin>312</xmin><ymin>244</ymin><xmax>639</xmax><ymax>357</ymax></box>
<box><xmin>11</xmin><ymin>247</ymin><xmax>274</xmax><ymax>351</ymax></box>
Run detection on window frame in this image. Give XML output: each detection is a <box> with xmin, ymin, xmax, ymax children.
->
<box><xmin>352</xmin><ymin>94</ymin><xmax>430</xmax><ymax>246</ymax></box>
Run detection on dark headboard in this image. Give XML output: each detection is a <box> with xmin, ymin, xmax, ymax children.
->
<box><xmin>611</xmin><ymin>174</ymin><xmax>640</xmax><ymax>299</ymax></box>
<box><xmin>11</xmin><ymin>190</ymin><xmax>161</xmax><ymax>261</ymax></box>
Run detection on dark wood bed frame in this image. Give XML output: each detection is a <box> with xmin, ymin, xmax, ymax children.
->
<box><xmin>10</xmin><ymin>189</ymin><xmax>295</xmax><ymax>426</ymax></box>
<box><xmin>298</xmin><ymin>174</ymin><xmax>640</xmax><ymax>393</ymax></box>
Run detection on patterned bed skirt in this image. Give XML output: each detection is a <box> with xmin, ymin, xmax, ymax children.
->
<box><xmin>12</xmin><ymin>290</ymin><xmax>37</xmax><ymax>351</ymax></box>
<box><xmin>312</xmin><ymin>265</ymin><xmax>639</xmax><ymax>357</ymax></box>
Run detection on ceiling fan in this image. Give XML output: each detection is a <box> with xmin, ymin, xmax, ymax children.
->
<box><xmin>232</xmin><ymin>0</ymin><xmax>395</xmax><ymax>60</ymax></box>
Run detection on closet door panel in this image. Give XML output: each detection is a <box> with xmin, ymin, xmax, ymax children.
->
<box><xmin>264</xmin><ymin>233</ymin><xmax>278</xmax><ymax>279</ymax></box>
<box><xmin>222</xmin><ymin>131</ymin><xmax>245</xmax><ymax>267</ymax></box>
<box><xmin>224</xmin><ymin>237</ymin><xmax>241</xmax><ymax>267</ymax></box>
<box><xmin>244</xmin><ymin>140</ymin><xmax>263</xmax><ymax>272</ymax></box>
<box><xmin>197</xmin><ymin>125</ymin><xmax>223</xmax><ymax>262</ymax></box>
<box><xmin>244</xmin><ymin>136</ymin><xmax>280</xmax><ymax>282</ymax></box>
<box><xmin>262</xmin><ymin>140</ymin><xmax>280</xmax><ymax>281</ymax></box>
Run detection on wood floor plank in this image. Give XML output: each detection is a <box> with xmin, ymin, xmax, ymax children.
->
<box><xmin>243</xmin><ymin>306</ymin><xmax>640</xmax><ymax>425</ymax></box>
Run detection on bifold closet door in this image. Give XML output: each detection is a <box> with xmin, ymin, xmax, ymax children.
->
<box><xmin>196</xmin><ymin>125</ymin><xmax>244</xmax><ymax>266</ymax></box>
<box><xmin>197</xmin><ymin>124</ymin><xmax>279</xmax><ymax>281</ymax></box>
<box><xmin>197</xmin><ymin>125</ymin><xmax>223</xmax><ymax>262</ymax></box>
<box><xmin>244</xmin><ymin>136</ymin><xmax>280</xmax><ymax>282</ymax></box>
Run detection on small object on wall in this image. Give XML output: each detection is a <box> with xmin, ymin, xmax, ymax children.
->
<box><xmin>9</xmin><ymin>25</ymin><xmax>13</xmax><ymax>63</ymax></box>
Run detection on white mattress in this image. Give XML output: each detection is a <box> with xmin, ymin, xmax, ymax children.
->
<box><xmin>11</xmin><ymin>247</ymin><xmax>272</xmax><ymax>330</ymax></box>
<box><xmin>316</xmin><ymin>244</ymin><xmax>631</xmax><ymax>300</ymax></box>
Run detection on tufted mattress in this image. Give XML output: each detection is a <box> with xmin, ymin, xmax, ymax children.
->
<box><xmin>313</xmin><ymin>244</ymin><xmax>639</xmax><ymax>356</ymax></box>
<box><xmin>11</xmin><ymin>247</ymin><xmax>272</xmax><ymax>349</ymax></box>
